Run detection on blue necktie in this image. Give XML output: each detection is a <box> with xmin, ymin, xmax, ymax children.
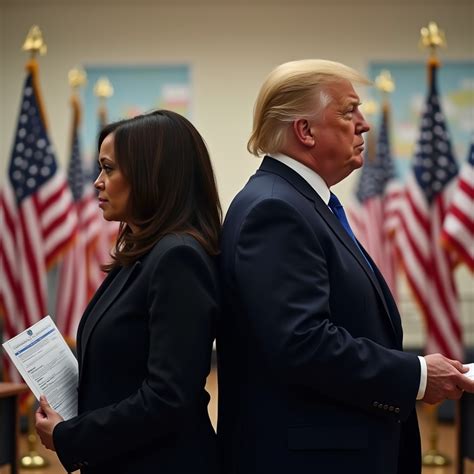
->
<box><xmin>328</xmin><ymin>192</ymin><xmax>373</xmax><ymax>271</ymax></box>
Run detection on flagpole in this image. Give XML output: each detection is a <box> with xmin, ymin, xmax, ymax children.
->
<box><xmin>360</xmin><ymin>99</ymin><xmax>378</xmax><ymax>162</ymax></box>
<box><xmin>94</xmin><ymin>76</ymin><xmax>114</xmax><ymax>130</ymax></box>
<box><xmin>375</xmin><ymin>69</ymin><xmax>394</xmax><ymax>127</ymax></box>
<box><xmin>93</xmin><ymin>76</ymin><xmax>113</xmax><ymax>180</ymax></box>
<box><xmin>19</xmin><ymin>25</ymin><xmax>49</xmax><ymax>470</ymax></box>
<box><xmin>418</xmin><ymin>20</ymin><xmax>451</xmax><ymax>468</ymax></box>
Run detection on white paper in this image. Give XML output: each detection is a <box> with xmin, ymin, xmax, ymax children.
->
<box><xmin>464</xmin><ymin>363</ymin><xmax>474</xmax><ymax>381</ymax></box>
<box><xmin>2</xmin><ymin>315</ymin><xmax>78</xmax><ymax>420</ymax></box>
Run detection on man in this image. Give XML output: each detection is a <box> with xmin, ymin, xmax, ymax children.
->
<box><xmin>217</xmin><ymin>59</ymin><xmax>474</xmax><ymax>474</ymax></box>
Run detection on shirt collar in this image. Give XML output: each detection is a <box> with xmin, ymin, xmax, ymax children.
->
<box><xmin>269</xmin><ymin>153</ymin><xmax>331</xmax><ymax>205</ymax></box>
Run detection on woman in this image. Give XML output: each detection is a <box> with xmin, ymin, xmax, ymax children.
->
<box><xmin>35</xmin><ymin>110</ymin><xmax>221</xmax><ymax>474</ymax></box>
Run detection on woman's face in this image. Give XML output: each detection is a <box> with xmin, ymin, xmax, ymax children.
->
<box><xmin>94</xmin><ymin>133</ymin><xmax>132</xmax><ymax>227</ymax></box>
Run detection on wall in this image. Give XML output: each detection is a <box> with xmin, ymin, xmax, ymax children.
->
<box><xmin>1</xmin><ymin>0</ymin><xmax>473</xmax><ymax>346</ymax></box>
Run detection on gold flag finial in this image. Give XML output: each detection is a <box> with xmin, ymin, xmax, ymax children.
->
<box><xmin>68</xmin><ymin>67</ymin><xmax>87</xmax><ymax>90</ymax></box>
<box><xmin>22</xmin><ymin>25</ymin><xmax>47</xmax><ymax>57</ymax></box>
<box><xmin>360</xmin><ymin>99</ymin><xmax>378</xmax><ymax>117</ymax></box>
<box><xmin>419</xmin><ymin>21</ymin><xmax>446</xmax><ymax>58</ymax></box>
<box><xmin>94</xmin><ymin>77</ymin><xmax>114</xmax><ymax>99</ymax></box>
<box><xmin>375</xmin><ymin>70</ymin><xmax>395</xmax><ymax>95</ymax></box>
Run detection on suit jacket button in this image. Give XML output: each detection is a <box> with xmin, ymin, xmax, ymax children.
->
<box><xmin>395</xmin><ymin>407</ymin><xmax>400</xmax><ymax>414</ymax></box>
<box><xmin>383</xmin><ymin>405</ymin><xmax>388</xmax><ymax>410</ymax></box>
<box><xmin>373</xmin><ymin>401</ymin><xmax>378</xmax><ymax>407</ymax></box>
<box><xmin>378</xmin><ymin>403</ymin><xmax>383</xmax><ymax>409</ymax></box>
<box><xmin>389</xmin><ymin>406</ymin><xmax>394</xmax><ymax>411</ymax></box>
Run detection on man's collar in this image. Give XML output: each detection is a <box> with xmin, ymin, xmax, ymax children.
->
<box><xmin>270</xmin><ymin>153</ymin><xmax>331</xmax><ymax>205</ymax></box>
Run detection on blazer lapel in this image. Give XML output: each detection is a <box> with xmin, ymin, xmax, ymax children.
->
<box><xmin>79</xmin><ymin>261</ymin><xmax>141</xmax><ymax>376</ymax></box>
<box><xmin>259</xmin><ymin>156</ymin><xmax>397</xmax><ymax>337</ymax></box>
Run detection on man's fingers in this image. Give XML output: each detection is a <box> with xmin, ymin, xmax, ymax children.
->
<box><xmin>448</xmin><ymin>388</ymin><xmax>464</xmax><ymax>400</ymax></box>
<box><xmin>456</xmin><ymin>376</ymin><xmax>474</xmax><ymax>393</ymax></box>
<box><xmin>448</xmin><ymin>358</ymin><xmax>466</xmax><ymax>372</ymax></box>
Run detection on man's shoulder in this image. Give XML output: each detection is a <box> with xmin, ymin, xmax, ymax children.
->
<box><xmin>232</xmin><ymin>168</ymin><xmax>306</xmax><ymax>207</ymax></box>
<box><xmin>223</xmin><ymin>177</ymin><xmax>318</xmax><ymax>242</ymax></box>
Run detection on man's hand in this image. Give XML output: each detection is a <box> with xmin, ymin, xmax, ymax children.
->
<box><xmin>423</xmin><ymin>353</ymin><xmax>474</xmax><ymax>405</ymax></box>
<box><xmin>35</xmin><ymin>395</ymin><xmax>64</xmax><ymax>451</ymax></box>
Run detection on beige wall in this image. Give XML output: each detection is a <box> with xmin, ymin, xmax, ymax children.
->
<box><xmin>1</xmin><ymin>0</ymin><xmax>473</xmax><ymax>345</ymax></box>
<box><xmin>1</xmin><ymin>0</ymin><xmax>473</xmax><ymax>207</ymax></box>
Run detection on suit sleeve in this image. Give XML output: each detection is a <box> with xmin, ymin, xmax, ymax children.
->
<box><xmin>53</xmin><ymin>243</ymin><xmax>216</xmax><ymax>472</ymax></box>
<box><xmin>233</xmin><ymin>197</ymin><xmax>420</xmax><ymax>421</ymax></box>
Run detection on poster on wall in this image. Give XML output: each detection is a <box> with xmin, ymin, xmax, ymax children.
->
<box><xmin>82</xmin><ymin>64</ymin><xmax>192</xmax><ymax>167</ymax></box>
<box><xmin>367</xmin><ymin>61</ymin><xmax>473</xmax><ymax>179</ymax></box>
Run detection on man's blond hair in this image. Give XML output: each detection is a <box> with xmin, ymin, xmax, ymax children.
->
<box><xmin>247</xmin><ymin>59</ymin><xmax>370</xmax><ymax>156</ymax></box>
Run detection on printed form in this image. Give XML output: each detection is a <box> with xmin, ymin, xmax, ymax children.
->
<box><xmin>2</xmin><ymin>315</ymin><xmax>78</xmax><ymax>420</ymax></box>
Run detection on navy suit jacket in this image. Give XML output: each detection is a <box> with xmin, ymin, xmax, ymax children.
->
<box><xmin>53</xmin><ymin>234</ymin><xmax>219</xmax><ymax>474</ymax></box>
<box><xmin>217</xmin><ymin>157</ymin><xmax>421</xmax><ymax>474</ymax></box>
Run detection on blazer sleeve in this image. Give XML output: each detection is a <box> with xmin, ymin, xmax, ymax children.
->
<box><xmin>233</xmin><ymin>197</ymin><xmax>420</xmax><ymax>421</ymax></box>
<box><xmin>53</xmin><ymin>242</ymin><xmax>217</xmax><ymax>472</ymax></box>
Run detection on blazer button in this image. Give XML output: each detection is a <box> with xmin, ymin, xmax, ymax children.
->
<box><xmin>395</xmin><ymin>408</ymin><xmax>400</xmax><ymax>414</ymax></box>
<box><xmin>389</xmin><ymin>406</ymin><xmax>394</xmax><ymax>411</ymax></box>
<box><xmin>383</xmin><ymin>405</ymin><xmax>388</xmax><ymax>410</ymax></box>
<box><xmin>378</xmin><ymin>403</ymin><xmax>383</xmax><ymax>409</ymax></box>
<box><xmin>373</xmin><ymin>401</ymin><xmax>378</xmax><ymax>407</ymax></box>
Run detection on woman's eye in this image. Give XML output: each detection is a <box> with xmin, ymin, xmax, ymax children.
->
<box><xmin>99</xmin><ymin>164</ymin><xmax>113</xmax><ymax>174</ymax></box>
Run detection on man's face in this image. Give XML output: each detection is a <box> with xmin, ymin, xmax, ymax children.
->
<box><xmin>308</xmin><ymin>80</ymin><xmax>370</xmax><ymax>186</ymax></box>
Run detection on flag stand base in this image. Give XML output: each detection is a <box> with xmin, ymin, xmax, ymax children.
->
<box><xmin>422</xmin><ymin>449</ymin><xmax>451</xmax><ymax>466</ymax></box>
<box><xmin>20</xmin><ymin>434</ymin><xmax>49</xmax><ymax>469</ymax></box>
<box><xmin>20</xmin><ymin>399</ymin><xmax>49</xmax><ymax>469</ymax></box>
<box><xmin>422</xmin><ymin>404</ymin><xmax>451</xmax><ymax>466</ymax></box>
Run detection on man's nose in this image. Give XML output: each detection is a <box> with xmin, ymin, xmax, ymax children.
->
<box><xmin>356</xmin><ymin>111</ymin><xmax>370</xmax><ymax>134</ymax></box>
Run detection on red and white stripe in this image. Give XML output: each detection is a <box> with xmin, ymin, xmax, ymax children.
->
<box><xmin>1</xmin><ymin>172</ymin><xmax>77</xmax><ymax>380</ymax></box>
<box><xmin>395</xmin><ymin>174</ymin><xmax>462</xmax><ymax>360</ymax></box>
<box><xmin>56</xmin><ymin>184</ymin><xmax>101</xmax><ymax>341</ymax></box>
<box><xmin>441</xmin><ymin>161</ymin><xmax>474</xmax><ymax>271</ymax></box>
<box><xmin>347</xmin><ymin>187</ymin><xmax>399</xmax><ymax>299</ymax></box>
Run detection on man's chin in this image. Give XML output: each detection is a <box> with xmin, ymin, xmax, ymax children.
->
<box><xmin>349</xmin><ymin>154</ymin><xmax>364</xmax><ymax>170</ymax></box>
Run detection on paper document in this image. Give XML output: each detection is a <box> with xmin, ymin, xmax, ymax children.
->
<box><xmin>2</xmin><ymin>315</ymin><xmax>78</xmax><ymax>420</ymax></box>
<box><xmin>465</xmin><ymin>363</ymin><xmax>474</xmax><ymax>381</ymax></box>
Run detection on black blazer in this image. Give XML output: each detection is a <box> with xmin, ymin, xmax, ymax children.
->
<box><xmin>53</xmin><ymin>234</ymin><xmax>219</xmax><ymax>474</ymax></box>
<box><xmin>217</xmin><ymin>157</ymin><xmax>421</xmax><ymax>474</ymax></box>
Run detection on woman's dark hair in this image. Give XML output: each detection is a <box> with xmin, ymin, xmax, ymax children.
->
<box><xmin>98</xmin><ymin>110</ymin><xmax>222</xmax><ymax>271</ymax></box>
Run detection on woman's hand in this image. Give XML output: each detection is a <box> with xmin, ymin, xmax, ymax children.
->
<box><xmin>35</xmin><ymin>395</ymin><xmax>64</xmax><ymax>451</ymax></box>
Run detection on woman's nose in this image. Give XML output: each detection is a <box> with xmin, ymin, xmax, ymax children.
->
<box><xmin>94</xmin><ymin>172</ymin><xmax>104</xmax><ymax>189</ymax></box>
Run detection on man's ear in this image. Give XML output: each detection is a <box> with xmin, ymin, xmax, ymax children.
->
<box><xmin>293</xmin><ymin>119</ymin><xmax>315</xmax><ymax>147</ymax></box>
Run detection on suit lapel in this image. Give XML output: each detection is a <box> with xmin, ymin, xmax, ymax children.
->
<box><xmin>312</xmin><ymin>197</ymin><xmax>396</xmax><ymax>336</ymax></box>
<box><xmin>79</xmin><ymin>261</ymin><xmax>141</xmax><ymax>376</ymax></box>
<box><xmin>259</xmin><ymin>157</ymin><xmax>397</xmax><ymax>337</ymax></box>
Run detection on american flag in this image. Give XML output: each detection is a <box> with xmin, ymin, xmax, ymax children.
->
<box><xmin>55</xmin><ymin>95</ymin><xmax>103</xmax><ymax>343</ymax></box>
<box><xmin>0</xmin><ymin>61</ymin><xmax>77</xmax><ymax>379</ymax></box>
<box><xmin>441</xmin><ymin>142</ymin><xmax>474</xmax><ymax>271</ymax></box>
<box><xmin>395</xmin><ymin>62</ymin><xmax>462</xmax><ymax>360</ymax></box>
<box><xmin>347</xmin><ymin>103</ymin><xmax>399</xmax><ymax>298</ymax></box>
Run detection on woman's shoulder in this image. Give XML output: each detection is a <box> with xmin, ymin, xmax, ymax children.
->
<box><xmin>146</xmin><ymin>233</ymin><xmax>213</xmax><ymax>266</ymax></box>
<box><xmin>144</xmin><ymin>234</ymin><xmax>218</xmax><ymax>290</ymax></box>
